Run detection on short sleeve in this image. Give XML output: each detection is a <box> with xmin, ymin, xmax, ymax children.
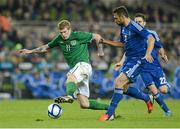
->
<box><xmin>130</xmin><ymin>20</ymin><xmax>152</xmax><ymax>39</ymax></box>
<box><xmin>149</xmin><ymin>30</ymin><xmax>163</xmax><ymax>49</ymax></box>
<box><xmin>48</xmin><ymin>35</ymin><xmax>60</xmax><ymax>48</ymax></box>
<box><xmin>77</xmin><ymin>32</ymin><xmax>93</xmax><ymax>43</ymax></box>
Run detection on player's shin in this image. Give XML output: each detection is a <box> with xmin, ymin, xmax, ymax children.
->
<box><xmin>66</xmin><ymin>82</ymin><xmax>77</xmax><ymax>96</ymax></box>
<box><xmin>154</xmin><ymin>92</ymin><xmax>171</xmax><ymax>113</ymax></box>
<box><xmin>88</xmin><ymin>100</ymin><xmax>109</xmax><ymax>110</ymax></box>
<box><xmin>106</xmin><ymin>88</ymin><xmax>123</xmax><ymax>117</ymax></box>
<box><xmin>124</xmin><ymin>86</ymin><xmax>150</xmax><ymax>102</ymax></box>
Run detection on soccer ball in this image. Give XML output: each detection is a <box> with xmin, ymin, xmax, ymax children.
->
<box><xmin>48</xmin><ymin>103</ymin><xmax>62</xmax><ymax>119</ymax></box>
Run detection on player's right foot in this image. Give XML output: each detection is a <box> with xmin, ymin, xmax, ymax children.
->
<box><xmin>146</xmin><ymin>100</ymin><xmax>153</xmax><ymax>113</ymax></box>
<box><xmin>99</xmin><ymin>114</ymin><xmax>115</xmax><ymax>121</ymax></box>
<box><xmin>165</xmin><ymin>110</ymin><xmax>172</xmax><ymax>117</ymax></box>
<box><xmin>54</xmin><ymin>95</ymin><xmax>74</xmax><ymax>103</ymax></box>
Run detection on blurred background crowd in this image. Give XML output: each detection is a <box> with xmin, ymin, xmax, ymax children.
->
<box><xmin>0</xmin><ymin>0</ymin><xmax>179</xmax><ymax>99</ymax></box>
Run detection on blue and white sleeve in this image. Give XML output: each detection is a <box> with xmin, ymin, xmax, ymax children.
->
<box><xmin>130</xmin><ymin>20</ymin><xmax>152</xmax><ymax>39</ymax></box>
<box><xmin>149</xmin><ymin>30</ymin><xmax>163</xmax><ymax>49</ymax></box>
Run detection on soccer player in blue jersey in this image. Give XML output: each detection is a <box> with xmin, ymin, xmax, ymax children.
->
<box><xmin>99</xmin><ymin>6</ymin><xmax>155</xmax><ymax>121</ymax></box>
<box><xmin>134</xmin><ymin>13</ymin><xmax>171</xmax><ymax>116</ymax></box>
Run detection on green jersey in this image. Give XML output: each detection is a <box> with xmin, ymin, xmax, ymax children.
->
<box><xmin>48</xmin><ymin>31</ymin><xmax>93</xmax><ymax>68</ymax></box>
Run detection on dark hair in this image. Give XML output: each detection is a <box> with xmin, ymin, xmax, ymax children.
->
<box><xmin>113</xmin><ymin>6</ymin><xmax>129</xmax><ymax>17</ymax></box>
<box><xmin>135</xmin><ymin>13</ymin><xmax>146</xmax><ymax>21</ymax></box>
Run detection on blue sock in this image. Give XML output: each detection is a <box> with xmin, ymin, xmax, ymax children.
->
<box><xmin>154</xmin><ymin>93</ymin><xmax>170</xmax><ymax>113</ymax></box>
<box><xmin>106</xmin><ymin>88</ymin><xmax>123</xmax><ymax>117</ymax></box>
<box><xmin>124</xmin><ymin>87</ymin><xmax>150</xmax><ymax>102</ymax></box>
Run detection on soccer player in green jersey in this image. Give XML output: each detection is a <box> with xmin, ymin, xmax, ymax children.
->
<box><xmin>19</xmin><ymin>20</ymin><xmax>110</xmax><ymax>112</ymax></box>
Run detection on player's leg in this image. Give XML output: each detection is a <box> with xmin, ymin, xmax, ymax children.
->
<box><xmin>99</xmin><ymin>59</ymin><xmax>148</xmax><ymax>121</ymax></box>
<box><xmin>150</xmin><ymin>73</ymin><xmax>172</xmax><ymax>116</ymax></box>
<box><xmin>148</xmin><ymin>85</ymin><xmax>171</xmax><ymax>116</ymax></box>
<box><xmin>156</xmin><ymin>71</ymin><xmax>172</xmax><ymax>116</ymax></box>
<box><xmin>76</xmin><ymin>94</ymin><xmax>109</xmax><ymax>110</ymax></box>
<box><xmin>54</xmin><ymin>73</ymin><xmax>77</xmax><ymax>103</ymax></box>
<box><xmin>99</xmin><ymin>72</ymin><xmax>129</xmax><ymax>121</ymax></box>
<box><xmin>124</xmin><ymin>84</ymin><xmax>153</xmax><ymax>113</ymax></box>
<box><xmin>54</xmin><ymin>62</ymin><xmax>91</xmax><ymax>103</ymax></box>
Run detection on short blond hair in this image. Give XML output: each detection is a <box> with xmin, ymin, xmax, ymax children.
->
<box><xmin>58</xmin><ymin>20</ymin><xmax>71</xmax><ymax>30</ymax></box>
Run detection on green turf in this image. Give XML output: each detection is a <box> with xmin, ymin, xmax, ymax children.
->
<box><xmin>0</xmin><ymin>99</ymin><xmax>180</xmax><ymax>128</ymax></box>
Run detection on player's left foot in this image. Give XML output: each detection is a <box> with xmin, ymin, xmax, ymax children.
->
<box><xmin>165</xmin><ymin>110</ymin><xmax>172</xmax><ymax>117</ymax></box>
<box><xmin>146</xmin><ymin>100</ymin><xmax>153</xmax><ymax>113</ymax></box>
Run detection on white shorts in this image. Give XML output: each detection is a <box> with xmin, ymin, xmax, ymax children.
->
<box><xmin>67</xmin><ymin>62</ymin><xmax>92</xmax><ymax>98</ymax></box>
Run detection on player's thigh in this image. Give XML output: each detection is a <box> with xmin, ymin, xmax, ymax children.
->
<box><xmin>66</xmin><ymin>73</ymin><xmax>78</xmax><ymax>83</ymax></box>
<box><xmin>115</xmin><ymin>72</ymin><xmax>129</xmax><ymax>89</ymax></box>
<box><xmin>154</xmin><ymin>69</ymin><xmax>168</xmax><ymax>93</ymax></box>
<box><xmin>67</xmin><ymin>62</ymin><xmax>92</xmax><ymax>83</ymax></box>
<box><xmin>121</xmin><ymin>59</ymin><xmax>142</xmax><ymax>83</ymax></box>
<box><xmin>141</xmin><ymin>72</ymin><xmax>155</xmax><ymax>88</ymax></box>
<box><xmin>73</xmin><ymin>77</ymin><xmax>90</xmax><ymax>99</ymax></box>
<box><xmin>77</xmin><ymin>94</ymin><xmax>89</xmax><ymax>109</ymax></box>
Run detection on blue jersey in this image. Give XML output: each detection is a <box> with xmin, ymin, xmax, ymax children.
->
<box><xmin>120</xmin><ymin>20</ymin><xmax>152</xmax><ymax>58</ymax></box>
<box><xmin>142</xmin><ymin>29</ymin><xmax>163</xmax><ymax>72</ymax></box>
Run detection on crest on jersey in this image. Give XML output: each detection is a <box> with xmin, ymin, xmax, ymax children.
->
<box><xmin>70</xmin><ymin>40</ymin><xmax>76</xmax><ymax>46</ymax></box>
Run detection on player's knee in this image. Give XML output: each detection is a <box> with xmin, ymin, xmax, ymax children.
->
<box><xmin>159</xmin><ymin>86</ymin><xmax>168</xmax><ymax>94</ymax></box>
<box><xmin>123</xmin><ymin>84</ymin><xmax>129</xmax><ymax>93</ymax></box>
<box><xmin>79</xmin><ymin>102</ymin><xmax>89</xmax><ymax>109</ymax></box>
<box><xmin>148</xmin><ymin>85</ymin><xmax>158</xmax><ymax>95</ymax></box>
<box><xmin>115</xmin><ymin>78</ymin><xmax>123</xmax><ymax>88</ymax></box>
<box><xmin>115</xmin><ymin>76</ymin><xmax>128</xmax><ymax>89</ymax></box>
<box><xmin>67</xmin><ymin>74</ymin><xmax>77</xmax><ymax>83</ymax></box>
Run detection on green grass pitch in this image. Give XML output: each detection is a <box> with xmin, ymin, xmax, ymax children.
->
<box><xmin>0</xmin><ymin>99</ymin><xmax>180</xmax><ymax>128</ymax></box>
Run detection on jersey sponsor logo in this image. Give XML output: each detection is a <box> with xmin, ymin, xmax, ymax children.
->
<box><xmin>70</xmin><ymin>40</ymin><xmax>77</xmax><ymax>46</ymax></box>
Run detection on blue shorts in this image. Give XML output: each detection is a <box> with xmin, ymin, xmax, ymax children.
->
<box><xmin>120</xmin><ymin>58</ymin><xmax>142</xmax><ymax>82</ymax></box>
<box><xmin>140</xmin><ymin>67</ymin><xmax>167</xmax><ymax>88</ymax></box>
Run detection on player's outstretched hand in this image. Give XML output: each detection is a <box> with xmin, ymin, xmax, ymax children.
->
<box><xmin>144</xmin><ymin>54</ymin><xmax>154</xmax><ymax>63</ymax></box>
<box><xmin>19</xmin><ymin>49</ymin><xmax>32</xmax><ymax>55</ymax></box>
<box><xmin>93</xmin><ymin>33</ymin><xmax>102</xmax><ymax>43</ymax></box>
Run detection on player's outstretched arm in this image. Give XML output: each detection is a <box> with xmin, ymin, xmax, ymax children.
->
<box><xmin>19</xmin><ymin>44</ymin><xmax>50</xmax><ymax>55</ymax></box>
<box><xmin>101</xmin><ymin>39</ymin><xmax>124</xmax><ymax>47</ymax></box>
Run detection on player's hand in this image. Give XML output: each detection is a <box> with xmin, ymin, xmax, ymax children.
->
<box><xmin>114</xmin><ymin>61</ymin><xmax>123</xmax><ymax>71</ymax></box>
<box><xmin>160</xmin><ymin>54</ymin><xmax>168</xmax><ymax>63</ymax></box>
<box><xmin>158</xmin><ymin>48</ymin><xmax>168</xmax><ymax>63</ymax></box>
<box><xmin>94</xmin><ymin>34</ymin><xmax>102</xmax><ymax>43</ymax></box>
<box><xmin>19</xmin><ymin>49</ymin><xmax>32</xmax><ymax>55</ymax></box>
<box><xmin>144</xmin><ymin>54</ymin><xmax>154</xmax><ymax>63</ymax></box>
